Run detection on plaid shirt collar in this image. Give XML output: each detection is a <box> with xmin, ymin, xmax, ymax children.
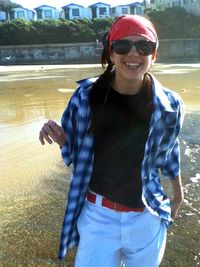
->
<box><xmin>77</xmin><ymin>74</ymin><xmax>177</xmax><ymax>112</ymax></box>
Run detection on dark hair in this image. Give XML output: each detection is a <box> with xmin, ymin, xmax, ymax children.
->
<box><xmin>89</xmin><ymin>47</ymin><xmax>114</xmax><ymax>133</ymax></box>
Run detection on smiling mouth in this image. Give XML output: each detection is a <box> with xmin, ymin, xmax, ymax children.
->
<box><xmin>125</xmin><ymin>62</ymin><xmax>140</xmax><ymax>69</ymax></box>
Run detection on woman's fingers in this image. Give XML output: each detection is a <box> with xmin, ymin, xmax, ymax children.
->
<box><xmin>39</xmin><ymin>133</ymin><xmax>45</xmax><ymax>145</ymax></box>
<box><xmin>39</xmin><ymin>121</ymin><xmax>55</xmax><ymax>145</ymax></box>
<box><xmin>49</xmin><ymin>120</ymin><xmax>63</xmax><ymax>136</ymax></box>
<box><xmin>48</xmin><ymin>121</ymin><xmax>67</xmax><ymax>146</ymax></box>
<box><xmin>39</xmin><ymin>128</ymin><xmax>53</xmax><ymax>145</ymax></box>
<box><xmin>39</xmin><ymin>120</ymin><xmax>67</xmax><ymax>146</ymax></box>
<box><xmin>44</xmin><ymin>123</ymin><xmax>59</xmax><ymax>142</ymax></box>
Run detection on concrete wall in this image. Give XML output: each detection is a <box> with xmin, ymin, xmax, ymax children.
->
<box><xmin>0</xmin><ymin>42</ymin><xmax>103</xmax><ymax>65</ymax></box>
<box><xmin>158</xmin><ymin>38</ymin><xmax>200</xmax><ymax>62</ymax></box>
<box><xmin>0</xmin><ymin>39</ymin><xmax>199</xmax><ymax>65</ymax></box>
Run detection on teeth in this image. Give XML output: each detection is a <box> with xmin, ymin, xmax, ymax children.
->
<box><xmin>125</xmin><ymin>63</ymin><xmax>140</xmax><ymax>67</ymax></box>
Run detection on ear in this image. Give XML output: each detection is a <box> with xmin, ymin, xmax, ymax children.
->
<box><xmin>109</xmin><ymin>53</ymin><xmax>116</xmax><ymax>66</ymax></box>
<box><xmin>151</xmin><ymin>51</ymin><xmax>157</xmax><ymax>63</ymax></box>
<box><xmin>110</xmin><ymin>53</ymin><xmax>114</xmax><ymax>63</ymax></box>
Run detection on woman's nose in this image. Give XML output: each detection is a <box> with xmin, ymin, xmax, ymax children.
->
<box><xmin>128</xmin><ymin>45</ymin><xmax>138</xmax><ymax>55</ymax></box>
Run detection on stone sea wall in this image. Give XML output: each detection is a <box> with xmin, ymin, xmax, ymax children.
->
<box><xmin>158</xmin><ymin>38</ymin><xmax>200</xmax><ymax>63</ymax></box>
<box><xmin>0</xmin><ymin>38</ymin><xmax>199</xmax><ymax>65</ymax></box>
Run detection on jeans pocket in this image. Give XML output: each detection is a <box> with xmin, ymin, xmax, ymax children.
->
<box><xmin>77</xmin><ymin>203</ymin><xmax>87</xmax><ymax>233</ymax></box>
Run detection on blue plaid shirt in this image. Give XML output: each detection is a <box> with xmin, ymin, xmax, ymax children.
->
<box><xmin>58</xmin><ymin>74</ymin><xmax>184</xmax><ymax>260</ymax></box>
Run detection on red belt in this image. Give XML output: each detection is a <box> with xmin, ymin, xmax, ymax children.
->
<box><xmin>87</xmin><ymin>191</ymin><xmax>144</xmax><ymax>212</ymax></box>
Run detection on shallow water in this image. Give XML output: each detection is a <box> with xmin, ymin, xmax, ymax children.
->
<box><xmin>0</xmin><ymin>64</ymin><xmax>199</xmax><ymax>267</ymax></box>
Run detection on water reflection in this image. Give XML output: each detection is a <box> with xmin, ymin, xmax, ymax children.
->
<box><xmin>0</xmin><ymin>64</ymin><xmax>199</xmax><ymax>266</ymax></box>
<box><xmin>152</xmin><ymin>64</ymin><xmax>200</xmax><ymax>109</ymax></box>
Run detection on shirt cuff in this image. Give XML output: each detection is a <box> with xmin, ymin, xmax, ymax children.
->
<box><xmin>61</xmin><ymin>144</ymin><xmax>72</xmax><ymax>166</ymax></box>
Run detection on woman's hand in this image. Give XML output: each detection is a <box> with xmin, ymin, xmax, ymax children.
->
<box><xmin>170</xmin><ymin>197</ymin><xmax>184</xmax><ymax>220</ymax></box>
<box><xmin>39</xmin><ymin>120</ymin><xmax>67</xmax><ymax>147</ymax></box>
<box><xmin>170</xmin><ymin>175</ymin><xmax>184</xmax><ymax>220</ymax></box>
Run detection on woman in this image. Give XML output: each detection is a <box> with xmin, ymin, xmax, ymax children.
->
<box><xmin>39</xmin><ymin>15</ymin><xmax>184</xmax><ymax>267</ymax></box>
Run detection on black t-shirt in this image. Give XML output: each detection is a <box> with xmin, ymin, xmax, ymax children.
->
<box><xmin>89</xmin><ymin>83</ymin><xmax>153</xmax><ymax>208</ymax></box>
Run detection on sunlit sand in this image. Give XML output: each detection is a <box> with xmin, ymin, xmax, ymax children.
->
<box><xmin>0</xmin><ymin>64</ymin><xmax>199</xmax><ymax>266</ymax></box>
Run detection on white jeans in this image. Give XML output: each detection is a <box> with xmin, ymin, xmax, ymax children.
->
<box><xmin>75</xmin><ymin>199</ymin><xmax>167</xmax><ymax>267</ymax></box>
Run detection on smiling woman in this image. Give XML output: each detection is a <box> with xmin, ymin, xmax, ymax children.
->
<box><xmin>109</xmin><ymin>34</ymin><xmax>157</xmax><ymax>94</ymax></box>
<box><xmin>38</xmin><ymin>15</ymin><xmax>185</xmax><ymax>267</ymax></box>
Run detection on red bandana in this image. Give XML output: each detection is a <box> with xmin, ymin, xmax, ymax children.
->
<box><xmin>108</xmin><ymin>15</ymin><xmax>158</xmax><ymax>51</ymax></box>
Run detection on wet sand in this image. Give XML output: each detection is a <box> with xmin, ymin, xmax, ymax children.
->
<box><xmin>0</xmin><ymin>64</ymin><xmax>199</xmax><ymax>267</ymax></box>
<box><xmin>161</xmin><ymin>112</ymin><xmax>200</xmax><ymax>267</ymax></box>
<box><xmin>0</xmin><ymin>64</ymin><xmax>102</xmax><ymax>73</ymax></box>
<box><xmin>1</xmin><ymin>113</ymin><xmax>199</xmax><ymax>267</ymax></box>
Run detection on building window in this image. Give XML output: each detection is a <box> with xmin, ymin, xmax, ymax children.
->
<box><xmin>99</xmin><ymin>7</ymin><xmax>107</xmax><ymax>15</ymax></box>
<box><xmin>72</xmin><ymin>8</ymin><xmax>80</xmax><ymax>16</ymax></box>
<box><xmin>17</xmin><ymin>11</ymin><xmax>25</xmax><ymax>18</ymax></box>
<box><xmin>122</xmin><ymin>8</ymin><xmax>128</xmax><ymax>14</ymax></box>
<box><xmin>44</xmin><ymin>10</ymin><xmax>52</xmax><ymax>18</ymax></box>
<box><xmin>37</xmin><ymin>10</ymin><xmax>42</xmax><ymax>19</ymax></box>
<box><xmin>10</xmin><ymin>11</ymin><xmax>15</xmax><ymax>19</ymax></box>
<box><xmin>64</xmin><ymin>8</ymin><xmax>70</xmax><ymax>19</ymax></box>
<box><xmin>136</xmin><ymin>6</ymin><xmax>142</xmax><ymax>14</ymax></box>
<box><xmin>111</xmin><ymin>7</ymin><xmax>116</xmax><ymax>14</ymax></box>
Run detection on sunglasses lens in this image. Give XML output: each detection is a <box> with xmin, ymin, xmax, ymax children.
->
<box><xmin>112</xmin><ymin>40</ymin><xmax>156</xmax><ymax>56</ymax></box>
<box><xmin>112</xmin><ymin>40</ymin><xmax>133</xmax><ymax>55</ymax></box>
<box><xmin>135</xmin><ymin>40</ymin><xmax>156</xmax><ymax>56</ymax></box>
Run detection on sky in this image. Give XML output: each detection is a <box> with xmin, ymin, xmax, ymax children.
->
<box><xmin>13</xmin><ymin>0</ymin><xmax>142</xmax><ymax>10</ymax></box>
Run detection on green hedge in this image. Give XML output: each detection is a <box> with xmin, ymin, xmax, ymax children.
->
<box><xmin>147</xmin><ymin>7</ymin><xmax>200</xmax><ymax>39</ymax></box>
<box><xmin>0</xmin><ymin>17</ymin><xmax>114</xmax><ymax>45</ymax></box>
<box><xmin>0</xmin><ymin>8</ymin><xmax>200</xmax><ymax>46</ymax></box>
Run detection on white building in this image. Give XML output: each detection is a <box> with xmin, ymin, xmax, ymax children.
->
<box><xmin>181</xmin><ymin>0</ymin><xmax>200</xmax><ymax>16</ymax></box>
<box><xmin>1</xmin><ymin>2</ymin><xmax>148</xmax><ymax>22</ymax></box>
<box><xmin>34</xmin><ymin>5</ymin><xmax>60</xmax><ymax>20</ymax></box>
<box><xmin>62</xmin><ymin>4</ymin><xmax>89</xmax><ymax>20</ymax></box>
<box><xmin>10</xmin><ymin>7</ymin><xmax>36</xmax><ymax>20</ymax></box>
<box><xmin>111</xmin><ymin>3</ymin><xmax>144</xmax><ymax>17</ymax></box>
<box><xmin>149</xmin><ymin>0</ymin><xmax>200</xmax><ymax>16</ymax></box>
<box><xmin>88</xmin><ymin>2</ymin><xmax>110</xmax><ymax>19</ymax></box>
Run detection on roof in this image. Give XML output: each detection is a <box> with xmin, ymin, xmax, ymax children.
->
<box><xmin>34</xmin><ymin>5</ymin><xmax>57</xmax><ymax>10</ymax></box>
<box><xmin>89</xmin><ymin>2</ymin><xmax>111</xmax><ymax>7</ymax></box>
<box><xmin>10</xmin><ymin>6</ymin><xmax>36</xmax><ymax>13</ymax></box>
<box><xmin>62</xmin><ymin>3</ymin><xmax>84</xmax><ymax>9</ymax></box>
<box><xmin>128</xmin><ymin>2</ymin><xmax>144</xmax><ymax>5</ymax></box>
<box><xmin>112</xmin><ymin>2</ymin><xmax>144</xmax><ymax>7</ymax></box>
<box><xmin>112</xmin><ymin>4</ymin><xmax>130</xmax><ymax>7</ymax></box>
<box><xmin>12</xmin><ymin>7</ymin><xmax>29</xmax><ymax>11</ymax></box>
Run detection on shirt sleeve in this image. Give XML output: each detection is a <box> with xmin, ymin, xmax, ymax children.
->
<box><xmin>160</xmin><ymin>93</ymin><xmax>185</xmax><ymax>179</ymax></box>
<box><xmin>160</xmin><ymin>137</ymin><xmax>181</xmax><ymax>178</ymax></box>
<box><xmin>60</xmin><ymin>88</ymin><xmax>80</xmax><ymax>166</ymax></box>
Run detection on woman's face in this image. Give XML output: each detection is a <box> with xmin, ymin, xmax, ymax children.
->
<box><xmin>110</xmin><ymin>35</ymin><xmax>156</xmax><ymax>91</ymax></box>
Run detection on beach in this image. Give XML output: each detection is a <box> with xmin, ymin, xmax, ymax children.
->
<box><xmin>0</xmin><ymin>64</ymin><xmax>199</xmax><ymax>266</ymax></box>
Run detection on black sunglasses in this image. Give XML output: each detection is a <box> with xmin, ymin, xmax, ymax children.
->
<box><xmin>112</xmin><ymin>39</ymin><xmax>156</xmax><ymax>56</ymax></box>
